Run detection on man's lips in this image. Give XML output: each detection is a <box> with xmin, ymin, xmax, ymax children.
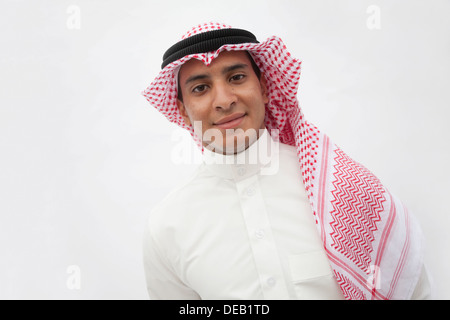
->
<box><xmin>213</xmin><ymin>113</ymin><xmax>246</xmax><ymax>129</ymax></box>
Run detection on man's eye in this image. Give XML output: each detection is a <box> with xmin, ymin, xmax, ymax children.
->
<box><xmin>230</xmin><ymin>74</ymin><xmax>245</xmax><ymax>82</ymax></box>
<box><xmin>192</xmin><ymin>85</ymin><xmax>207</xmax><ymax>93</ymax></box>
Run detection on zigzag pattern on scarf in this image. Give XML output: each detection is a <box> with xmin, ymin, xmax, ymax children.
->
<box><xmin>329</xmin><ymin>148</ymin><xmax>386</xmax><ymax>271</ymax></box>
<box><xmin>333</xmin><ymin>270</ymin><xmax>367</xmax><ymax>300</ymax></box>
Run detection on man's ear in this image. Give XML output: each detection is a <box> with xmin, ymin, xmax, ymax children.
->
<box><xmin>176</xmin><ymin>99</ymin><xmax>191</xmax><ymax>126</ymax></box>
<box><xmin>259</xmin><ymin>73</ymin><xmax>269</xmax><ymax>104</ymax></box>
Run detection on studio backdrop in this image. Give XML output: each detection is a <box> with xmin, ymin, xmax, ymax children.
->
<box><xmin>0</xmin><ymin>0</ymin><xmax>449</xmax><ymax>299</ymax></box>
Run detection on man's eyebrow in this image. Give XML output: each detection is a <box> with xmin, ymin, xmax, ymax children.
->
<box><xmin>184</xmin><ymin>74</ymin><xmax>210</xmax><ymax>86</ymax></box>
<box><xmin>222</xmin><ymin>63</ymin><xmax>249</xmax><ymax>74</ymax></box>
<box><xmin>184</xmin><ymin>63</ymin><xmax>249</xmax><ymax>86</ymax></box>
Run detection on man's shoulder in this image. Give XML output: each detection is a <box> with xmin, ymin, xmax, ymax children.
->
<box><xmin>148</xmin><ymin>164</ymin><xmax>212</xmax><ymax>222</ymax></box>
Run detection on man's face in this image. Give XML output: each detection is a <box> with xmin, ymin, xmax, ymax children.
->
<box><xmin>177</xmin><ymin>51</ymin><xmax>268</xmax><ymax>154</ymax></box>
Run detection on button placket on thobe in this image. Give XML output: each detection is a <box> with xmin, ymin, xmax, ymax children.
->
<box><xmin>232</xmin><ymin>167</ymin><xmax>290</xmax><ymax>299</ymax></box>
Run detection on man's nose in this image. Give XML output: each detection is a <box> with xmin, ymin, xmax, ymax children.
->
<box><xmin>213</xmin><ymin>82</ymin><xmax>237</xmax><ymax>111</ymax></box>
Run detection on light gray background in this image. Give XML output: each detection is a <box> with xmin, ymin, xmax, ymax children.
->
<box><xmin>1</xmin><ymin>0</ymin><xmax>449</xmax><ymax>299</ymax></box>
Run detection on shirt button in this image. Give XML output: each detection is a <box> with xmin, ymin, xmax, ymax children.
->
<box><xmin>255</xmin><ymin>229</ymin><xmax>265</xmax><ymax>239</ymax></box>
<box><xmin>266</xmin><ymin>277</ymin><xmax>276</xmax><ymax>287</ymax></box>
<box><xmin>246</xmin><ymin>187</ymin><xmax>255</xmax><ymax>196</ymax></box>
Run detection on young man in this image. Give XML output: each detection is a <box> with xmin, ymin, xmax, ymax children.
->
<box><xmin>141</xmin><ymin>23</ymin><xmax>431</xmax><ymax>300</ymax></box>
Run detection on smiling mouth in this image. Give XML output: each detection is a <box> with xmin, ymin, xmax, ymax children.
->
<box><xmin>214</xmin><ymin>114</ymin><xmax>246</xmax><ymax>129</ymax></box>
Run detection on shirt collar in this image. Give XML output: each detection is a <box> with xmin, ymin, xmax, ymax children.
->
<box><xmin>202</xmin><ymin>128</ymin><xmax>279</xmax><ymax>181</ymax></box>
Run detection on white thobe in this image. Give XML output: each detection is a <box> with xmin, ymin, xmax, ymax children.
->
<box><xmin>143</xmin><ymin>128</ymin><xmax>431</xmax><ymax>300</ymax></box>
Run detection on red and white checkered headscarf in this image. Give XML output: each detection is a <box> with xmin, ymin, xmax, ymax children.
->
<box><xmin>142</xmin><ymin>22</ymin><xmax>424</xmax><ymax>300</ymax></box>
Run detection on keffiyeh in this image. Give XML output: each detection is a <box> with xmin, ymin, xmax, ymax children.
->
<box><xmin>142</xmin><ymin>22</ymin><xmax>424</xmax><ymax>300</ymax></box>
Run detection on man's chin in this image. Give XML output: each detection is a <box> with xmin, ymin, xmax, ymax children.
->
<box><xmin>207</xmin><ymin>131</ymin><xmax>259</xmax><ymax>155</ymax></box>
